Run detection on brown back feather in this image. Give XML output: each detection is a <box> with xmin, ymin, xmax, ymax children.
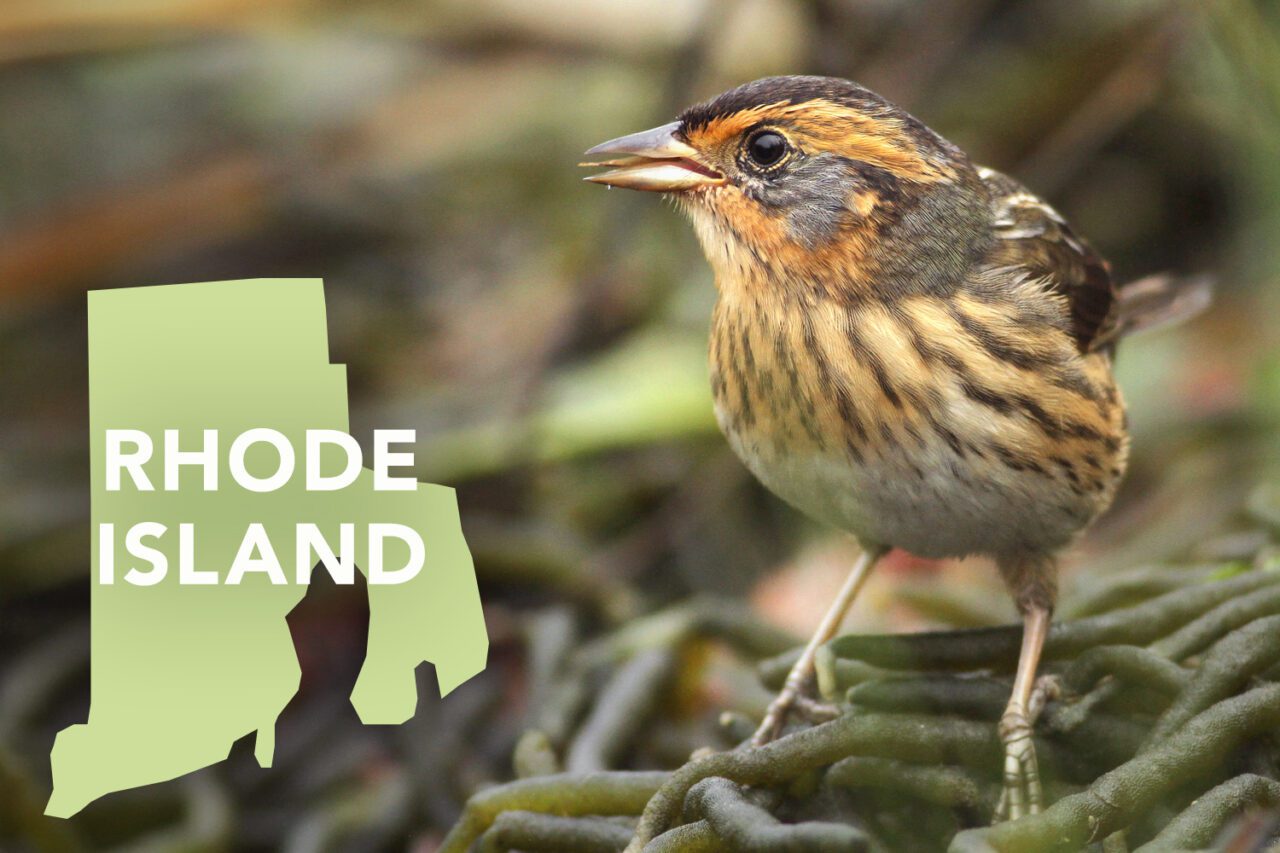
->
<box><xmin>978</xmin><ymin>167</ymin><xmax>1212</xmax><ymax>351</ymax></box>
<box><xmin>978</xmin><ymin>166</ymin><xmax>1120</xmax><ymax>352</ymax></box>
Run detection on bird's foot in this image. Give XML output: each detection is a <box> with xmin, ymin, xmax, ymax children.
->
<box><xmin>751</xmin><ymin>685</ymin><xmax>838</xmax><ymax>746</ymax></box>
<box><xmin>751</xmin><ymin>675</ymin><xmax>816</xmax><ymax>746</ymax></box>
<box><xmin>752</xmin><ymin>688</ymin><xmax>795</xmax><ymax>746</ymax></box>
<box><xmin>994</xmin><ymin>674</ymin><xmax>1058</xmax><ymax>821</ymax></box>
<box><xmin>994</xmin><ymin>707</ymin><xmax>1043</xmax><ymax>822</ymax></box>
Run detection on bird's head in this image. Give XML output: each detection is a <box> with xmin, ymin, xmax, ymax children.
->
<box><xmin>583</xmin><ymin>76</ymin><xmax>991</xmax><ymax>299</ymax></box>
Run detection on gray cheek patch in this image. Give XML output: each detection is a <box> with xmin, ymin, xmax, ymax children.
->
<box><xmin>752</xmin><ymin>153</ymin><xmax>866</xmax><ymax>249</ymax></box>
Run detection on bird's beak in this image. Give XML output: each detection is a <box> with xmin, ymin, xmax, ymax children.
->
<box><xmin>580</xmin><ymin>121</ymin><xmax>724</xmax><ymax>192</ymax></box>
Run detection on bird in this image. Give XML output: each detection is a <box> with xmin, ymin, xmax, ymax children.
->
<box><xmin>580</xmin><ymin>75</ymin><xmax>1209</xmax><ymax>820</ymax></box>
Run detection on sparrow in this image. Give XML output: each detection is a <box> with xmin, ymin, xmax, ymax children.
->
<box><xmin>581</xmin><ymin>75</ymin><xmax>1208</xmax><ymax>820</ymax></box>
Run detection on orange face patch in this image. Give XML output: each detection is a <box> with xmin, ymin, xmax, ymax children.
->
<box><xmin>684</xmin><ymin>178</ymin><xmax>883</xmax><ymax>304</ymax></box>
<box><xmin>681</xmin><ymin>98</ymin><xmax>954</xmax><ymax>184</ymax></box>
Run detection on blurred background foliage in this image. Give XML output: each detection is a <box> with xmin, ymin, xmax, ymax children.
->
<box><xmin>0</xmin><ymin>0</ymin><xmax>1278</xmax><ymax>850</ymax></box>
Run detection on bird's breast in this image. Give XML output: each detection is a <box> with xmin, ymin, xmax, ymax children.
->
<box><xmin>708</xmin><ymin>285</ymin><xmax>1129</xmax><ymax>558</ymax></box>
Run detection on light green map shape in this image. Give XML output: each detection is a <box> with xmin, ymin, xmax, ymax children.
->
<box><xmin>46</xmin><ymin>278</ymin><xmax>488</xmax><ymax>818</ymax></box>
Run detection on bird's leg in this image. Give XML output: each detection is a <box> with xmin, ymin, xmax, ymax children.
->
<box><xmin>994</xmin><ymin>603</ymin><xmax>1052</xmax><ymax>822</ymax></box>
<box><xmin>751</xmin><ymin>546</ymin><xmax>886</xmax><ymax>747</ymax></box>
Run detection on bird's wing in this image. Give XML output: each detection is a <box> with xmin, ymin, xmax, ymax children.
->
<box><xmin>976</xmin><ymin>166</ymin><xmax>1120</xmax><ymax>353</ymax></box>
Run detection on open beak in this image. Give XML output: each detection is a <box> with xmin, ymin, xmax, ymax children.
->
<box><xmin>580</xmin><ymin>121</ymin><xmax>724</xmax><ymax>192</ymax></box>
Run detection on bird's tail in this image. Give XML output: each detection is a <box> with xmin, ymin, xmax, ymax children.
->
<box><xmin>1114</xmin><ymin>273</ymin><xmax>1213</xmax><ymax>340</ymax></box>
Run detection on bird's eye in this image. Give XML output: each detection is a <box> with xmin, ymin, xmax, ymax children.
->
<box><xmin>745</xmin><ymin>130</ymin><xmax>788</xmax><ymax>169</ymax></box>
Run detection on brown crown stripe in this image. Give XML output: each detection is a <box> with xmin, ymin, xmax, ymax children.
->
<box><xmin>683</xmin><ymin>101</ymin><xmax>954</xmax><ymax>184</ymax></box>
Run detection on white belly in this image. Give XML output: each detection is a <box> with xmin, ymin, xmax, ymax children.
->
<box><xmin>716</xmin><ymin>403</ymin><xmax>1097</xmax><ymax>559</ymax></box>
